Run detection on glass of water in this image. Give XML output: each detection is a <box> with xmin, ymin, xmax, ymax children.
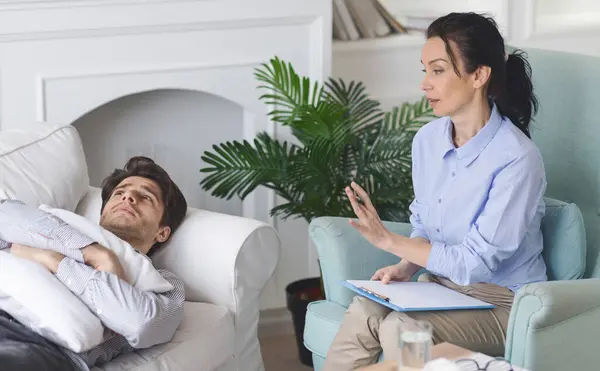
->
<box><xmin>397</xmin><ymin>320</ymin><xmax>433</xmax><ymax>370</ymax></box>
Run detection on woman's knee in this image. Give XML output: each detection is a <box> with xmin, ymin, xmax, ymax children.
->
<box><xmin>346</xmin><ymin>296</ymin><xmax>391</xmax><ymax>321</ymax></box>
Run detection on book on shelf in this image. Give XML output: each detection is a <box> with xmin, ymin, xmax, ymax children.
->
<box><xmin>332</xmin><ymin>0</ymin><xmax>439</xmax><ymax>42</ymax></box>
<box><xmin>333</xmin><ymin>0</ymin><xmax>360</xmax><ymax>41</ymax></box>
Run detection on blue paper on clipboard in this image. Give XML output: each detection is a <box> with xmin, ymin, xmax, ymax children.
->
<box><xmin>342</xmin><ymin>280</ymin><xmax>495</xmax><ymax>312</ymax></box>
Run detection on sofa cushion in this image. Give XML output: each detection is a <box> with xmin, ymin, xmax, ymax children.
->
<box><xmin>304</xmin><ymin>300</ymin><xmax>347</xmax><ymax>359</ymax></box>
<box><xmin>92</xmin><ymin>302</ymin><xmax>235</xmax><ymax>371</ymax></box>
<box><xmin>541</xmin><ymin>198</ymin><xmax>586</xmax><ymax>281</ymax></box>
<box><xmin>0</xmin><ymin>124</ymin><xmax>89</xmax><ymax>211</ymax></box>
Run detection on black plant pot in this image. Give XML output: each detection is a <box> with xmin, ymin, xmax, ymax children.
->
<box><xmin>285</xmin><ymin>277</ymin><xmax>324</xmax><ymax>367</ymax></box>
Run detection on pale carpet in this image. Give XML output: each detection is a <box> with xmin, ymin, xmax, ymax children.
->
<box><xmin>259</xmin><ymin>332</ymin><xmax>313</xmax><ymax>371</ymax></box>
<box><xmin>258</xmin><ymin>309</ymin><xmax>313</xmax><ymax>371</ymax></box>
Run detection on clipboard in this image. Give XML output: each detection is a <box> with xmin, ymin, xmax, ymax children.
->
<box><xmin>342</xmin><ymin>280</ymin><xmax>495</xmax><ymax>312</ymax></box>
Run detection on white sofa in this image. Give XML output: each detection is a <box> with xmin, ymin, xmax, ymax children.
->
<box><xmin>0</xmin><ymin>123</ymin><xmax>280</xmax><ymax>371</ymax></box>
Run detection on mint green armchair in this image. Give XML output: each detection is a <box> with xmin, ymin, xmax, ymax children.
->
<box><xmin>303</xmin><ymin>48</ymin><xmax>600</xmax><ymax>371</ymax></box>
<box><xmin>304</xmin><ymin>198</ymin><xmax>588</xmax><ymax>370</ymax></box>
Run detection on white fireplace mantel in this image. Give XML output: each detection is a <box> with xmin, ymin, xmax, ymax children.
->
<box><xmin>0</xmin><ymin>0</ymin><xmax>331</xmax><ymax>128</ymax></box>
<box><xmin>0</xmin><ymin>0</ymin><xmax>332</xmax><ymax>309</ymax></box>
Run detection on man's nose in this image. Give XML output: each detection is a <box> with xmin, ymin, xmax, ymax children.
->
<box><xmin>121</xmin><ymin>192</ymin><xmax>136</xmax><ymax>203</ymax></box>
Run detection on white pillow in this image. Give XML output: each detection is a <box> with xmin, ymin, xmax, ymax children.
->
<box><xmin>0</xmin><ymin>250</ymin><xmax>104</xmax><ymax>352</ymax></box>
<box><xmin>0</xmin><ymin>124</ymin><xmax>89</xmax><ymax>212</ymax></box>
<box><xmin>39</xmin><ymin>204</ymin><xmax>173</xmax><ymax>293</ymax></box>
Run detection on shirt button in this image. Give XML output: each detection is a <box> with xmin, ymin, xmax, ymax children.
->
<box><xmin>67</xmin><ymin>279</ymin><xmax>72</xmax><ymax>286</ymax></box>
<box><xmin>438</xmin><ymin>199</ymin><xmax>442</xmax><ymax>203</ymax></box>
<box><xmin>452</xmin><ymin>172</ymin><xmax>456</xmax><ymax>177</ymax></box>
<box><xmin>97</xmin><ymin>309</ymin><xmax>102</xmax><ymax>315</ymax></box>
<box><xmin>436</xmin><ymin>228</ymin><xmax>440</xmax><ymax>232</ymax></box>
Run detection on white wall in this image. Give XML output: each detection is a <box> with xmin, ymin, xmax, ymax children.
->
<box><xmin>536</xmin><ymin>0</ymin><xmax>600</xmax><ymax>15</ymax></box>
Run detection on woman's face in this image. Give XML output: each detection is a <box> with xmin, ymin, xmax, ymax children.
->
<box><xmin>420</xmin><ymin>37</ymin><xmax>478</xmax><ymax>117</ymax></box>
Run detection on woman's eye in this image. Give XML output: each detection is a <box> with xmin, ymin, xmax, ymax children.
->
<box><xmin>421</xmin><ymin>69</ymin><xmax>426</xmax><ymax>73</ymax></box>
<box><xmin>433</xmin><ymin>69</ymin><xmax>443</xmax><ymax>75</ymax></box>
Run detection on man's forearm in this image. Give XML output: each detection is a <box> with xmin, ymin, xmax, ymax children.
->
<box><xmin>55</xmin><ymin>258</ymin><xmax>185</xmax><ymax>349</ymax></box>
<box><xmin>0</xmin><ymin>199</ymin><xmax>95</xmax><ymax>262</ymax></box>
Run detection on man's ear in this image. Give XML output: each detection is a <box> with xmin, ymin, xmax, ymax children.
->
<box><xmin>472</xmin><ymin>65</ymin><xmax>492</xmax><ymax>89</ymax></box>
<box><xmin>154</xmin><ymin>226</ymin><xmax>171</xmax><ymax>243</ymax></box>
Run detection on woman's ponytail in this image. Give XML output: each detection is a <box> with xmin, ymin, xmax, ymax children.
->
<box><xmin>497</xmin><ymin>50</ymin><xmax>538</xmax><ymax>138</ymax></box>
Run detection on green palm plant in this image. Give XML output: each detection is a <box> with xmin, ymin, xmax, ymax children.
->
<box><xmin>199</xmin><ymin>57</ymin><xmax>436</xmax><ymax>225</ymax></box>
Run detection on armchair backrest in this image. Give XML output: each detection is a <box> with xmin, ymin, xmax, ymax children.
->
<box><xmin>524</xmin><ymin>47</ymin><xmax>600</xmax><ymax>278</ymax></box>
<box><xmin>541</xmin><ymin>197</ymin><xmax>586</xmax><ymax>281</ymax></box>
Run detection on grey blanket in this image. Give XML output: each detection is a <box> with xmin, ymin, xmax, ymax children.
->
<box><xmin>0</xmin><ymin>310</ymin><xmax>76</xmax><ymax>371</ymax></box>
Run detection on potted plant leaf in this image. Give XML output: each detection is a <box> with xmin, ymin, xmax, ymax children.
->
<box><xmin>199</xmin><ymin>57</ymin><xmax>436</xmax><ymax>366</ymax></box>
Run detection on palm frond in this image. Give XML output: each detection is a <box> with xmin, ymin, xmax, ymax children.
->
<box><xmin>381</xmin><ymin>96</ymin><xmax>436</xmax><ymax>134</ymax></box>
<box><xmin>325</xmin><ymin>78</ymin><xmax>384</xmax><ymax>131</ymax></box>
<box><xmin>289</xmin><ymin>99</ymin><xmax>348</xmax><ymax>144</ymax></box>
<box><xmin>200</xmin><ymin>132</ymin><xmax>296</xmax><ymax>200</ymax></box>
<box><xmin>356</xmin><ymin>96</ymin><xmax>435</xmax><ymax>176</ymax></box>
<box><xmin>255</xmin><ymin>57</ymin><xmax>323</xmax><ymax>125</ymax></box>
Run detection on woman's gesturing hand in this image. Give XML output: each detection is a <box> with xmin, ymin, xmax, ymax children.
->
<box><xmin>345</xmin><ymin>182</ymin><xmax>392</xmax><ymax>250</ymax></box>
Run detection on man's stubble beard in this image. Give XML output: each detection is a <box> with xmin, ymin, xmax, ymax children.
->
<box><xmin>100</xmin><ymin>217</ymin><xmax>147</xmax><ymax>248</ymax></box>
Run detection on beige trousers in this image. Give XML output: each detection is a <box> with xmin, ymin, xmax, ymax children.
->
<box><xmin>322</xmin><ymin>274</ymin><xmax>514</xmax><ymax>371</ymax></box>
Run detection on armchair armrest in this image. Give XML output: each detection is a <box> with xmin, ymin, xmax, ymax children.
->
<box><xmin>506</xmin><ymin>278</ymin><xmax>600</xmax><ymax>371</ymax></box>
<box><xmin>309</xmin><ymin>216</ymin><xmax>413</xmax><ymax>307</ymax></box>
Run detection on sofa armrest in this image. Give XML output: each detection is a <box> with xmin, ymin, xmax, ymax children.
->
<box><xmin>152</xmin><ymin>208</ymin><xmax>280</xmax><ymax>312</ymax></box>
<box><xmin>506</xmin><ymin>278</ymin><xmax>600</xmax><ymax>371</ymax></box>
<box><xmin>309</xmin><ymin>216</ymin><xmax>413</xmax><ymax>307</ymax></box>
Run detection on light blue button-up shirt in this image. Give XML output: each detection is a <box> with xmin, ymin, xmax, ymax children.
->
<box><xmin>409</xmin><ymin>104</ymin><xmax>548</xmax><ymax>292</ymax></box>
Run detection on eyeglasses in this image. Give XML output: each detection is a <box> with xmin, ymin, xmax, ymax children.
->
<box><xmin>455</xmin><ymin>357</ymin><xmax>514</xmax><ymax>371</ymax></box>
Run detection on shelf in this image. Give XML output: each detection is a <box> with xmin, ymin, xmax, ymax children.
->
<box><xmin>332</xmin><ymin>31</ymin><xmax>425</xmax><ymax>53</ymax></box>
<box><xmin>534</xmin><ymin>13</ymin><xmax>600</xmax><ymax>36</ymax></box>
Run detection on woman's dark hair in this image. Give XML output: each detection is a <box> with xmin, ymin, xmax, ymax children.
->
<box><xmin>427</xmin><ymin>12</ymin><xmax>538</xmax><ymax>138</ymax></box>
<box><xmin>100</xmin><ymin>156</ymin><xmax>188</xmax><ymax>255</ymax></box>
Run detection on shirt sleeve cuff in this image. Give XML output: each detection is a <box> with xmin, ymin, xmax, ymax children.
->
<box><xmin>0</xmin><ymin>239</ymin><xmax>11</xmax><ymax>250</ymax></box>
<box><xmin>410</xmin><ymin>229</ymin><xmax>429</xmax><ymax>240</ymax></box>
<box><xmin>425</xmin><ymin>241</ymin><xmax>447</xmax><ymax>276</ymax></box>
<box><xmin>55</xmin><ymin>257</ymin><xmax>97</xmax><ymax>296</ymax></box>
<box><xmin>51</xmin><ymin>224</ymin><xmax>96</xmax><ymax>263</ymax></box>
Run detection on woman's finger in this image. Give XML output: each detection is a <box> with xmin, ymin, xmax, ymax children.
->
<box><xmin>381</xmin><ymin>273</ymin><xmax>391</xmax><ymax>284</ymax></box>
<box><xmin>350</xmin><ymin>182</ymin><xmax>376</xmax><ymax>213</ymax></box>
<box><xmin>371</xmin><ymin>270</ymin><xmax>383</xmax><ymax>280</ymax></box>
<box><xmin>346</xmin><ymin>186</ymin><xmax>368</xmax><ymax>219</ymax></box>
<box><xmin>349</xmin><ymin>218</ymin><xmax>368</xmax><ymax>234</ymax></box>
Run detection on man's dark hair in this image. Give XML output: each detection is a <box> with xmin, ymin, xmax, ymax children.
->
<box><xmin>100</xmin><ymin>156</ymin><xmax>188</xmax><ymax>254</ymax></box>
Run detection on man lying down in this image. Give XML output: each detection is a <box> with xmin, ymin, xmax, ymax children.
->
<box><xmin>0</xmin><ymin>156</ymin><xmax>188</xmax><ymax>371</ymax></box>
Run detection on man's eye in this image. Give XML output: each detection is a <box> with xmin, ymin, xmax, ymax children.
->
<box><xmin>143</xmin><ymin>195</ymin><xmax>151</xmax><ymax>201</ymax></box>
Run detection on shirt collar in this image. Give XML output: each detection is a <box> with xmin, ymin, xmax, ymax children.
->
<box><xmin>441</xmin><ymin>103</ymin><xmax>504</xmax><ymax>166</ymax></box>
